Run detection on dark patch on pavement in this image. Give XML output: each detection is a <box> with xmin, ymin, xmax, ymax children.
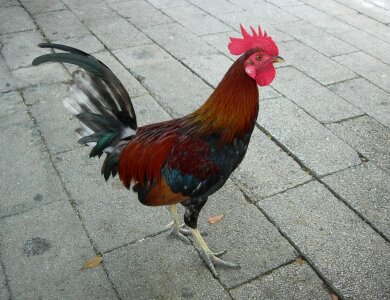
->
<box><xmin>34</xmin><ymin>193</ymin><xmax>43</xmax><ymax>202</ymax></box>
<box><xmin>23</xmin><ymin>237</ymin><xmax>51</xmax><ymax>257</ymax></box>
<box><xmin>181</xmin><ymin>290</ymin><xmax>195</xmax><ymax>298</ymax></box>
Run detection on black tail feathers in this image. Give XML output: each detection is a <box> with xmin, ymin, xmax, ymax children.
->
<box><xmin>33</xmin><ymin>43</ymin><xmax>137</xmax><ymax>180</ymax></box>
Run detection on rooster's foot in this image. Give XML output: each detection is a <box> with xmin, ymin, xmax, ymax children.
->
<box><xmin>191</xmin><ymin>228</ymin><xmax>240</xmax><ymax>278</ymax></box>
<box><xmin>199</xmin><ymin>250</ymin><xmax>240</xmax><ymax>278</ymax></box>
<box><xmin>167</xmin><ymin>223</ymin><xmax>191</xmax><ymax>244</ymax></box>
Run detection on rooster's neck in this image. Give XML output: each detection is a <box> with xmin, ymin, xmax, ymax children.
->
<box><xmin>189</xmin><ymin>56</ymin><xmax>259</xmax><ymax>144</ymax></box>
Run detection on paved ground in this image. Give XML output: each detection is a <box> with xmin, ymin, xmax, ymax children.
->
<box><xmin>1</xmin><ymin>0</ymin><xmax>390</xmax><ymax>299</ymax></box>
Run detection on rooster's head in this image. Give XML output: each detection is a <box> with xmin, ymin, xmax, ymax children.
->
<box><xmin>228</xmin><ymin>25</ymin><xmax>284</xmax><ymax>86</ymax></box>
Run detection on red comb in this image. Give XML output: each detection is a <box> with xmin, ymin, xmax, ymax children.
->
<box><xmin>228</xmin><ymin>24</ymin><xmax>278</xmax><ymax>56</ymax></box>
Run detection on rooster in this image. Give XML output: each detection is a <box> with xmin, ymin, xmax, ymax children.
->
<box><xmin>32</xmin><ymin>25</ymin><xmax>283</xmax><ymax>278</ymax></box>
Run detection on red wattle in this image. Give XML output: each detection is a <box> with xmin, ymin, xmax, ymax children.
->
<box><xmin>255</xmin><ymin>64</ymin><xmax>276</xmax><ymax>86</ymax></box>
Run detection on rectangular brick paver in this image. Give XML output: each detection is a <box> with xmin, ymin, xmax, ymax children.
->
<box><xmin>271</xmin><ymin>67</ymin><xmax>362</xmax><ymax>123</ymax></box>
<box><xmin>259</xmin><ymin>181</ymin><xmax>390</xmax><ymax>300</ymax></box>
<box><xmin>0</xmin><ymin>201</ymin><xmax>117</xmax><ymax>299</ymax></box>
<box><xmin>258</xmin><ymin>97</ymin><xmax>361</xmax><ymax>176</ymax></box>
<box><xmin>323</xmin><ymin>162</ymin><xmax>390</xmax><ymax>239</ymax></box>
<box><xmin>231</xmin><ymin>262</ymin><xmax>331</xmax><ymax>299</ymax></box>
<box><xmin>326</xmin><ymin>115</ymin><xmax>390</xmax><ymax>173</ymax></box>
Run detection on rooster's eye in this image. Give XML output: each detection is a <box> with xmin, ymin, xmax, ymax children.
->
<box><xmin>256</xmin><ymin>55</ymin><xmax>262</xmax><ymax>61</ymax></box>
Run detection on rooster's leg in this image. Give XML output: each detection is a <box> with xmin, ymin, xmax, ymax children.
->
<box><xmin>167</xmin><ymin>204</ymin><xmax>191</xmax><ymax>244</ymax></box>
<box><xmin>183</xmin><ymin>197</ymin><xmax>240</xmax><ymax>278</ymax></box>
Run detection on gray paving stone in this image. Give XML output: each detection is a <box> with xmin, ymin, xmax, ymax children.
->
<box><xmin>182</xmin><ymin>53</ymin><xmax>233</xmax><ymax>87</ymax></box>
<box><xmin>323</xmin><ymin>162</ymin><xmax>390</xmax><ymax>239</ymax></box>
<box><xmin>230</xmin><ymin>262</ymin><xmax>330</xmax><ymax>299</ymax></box>
<box><xmin>147</xmin><ymin>0</ymin><xmax>189</xmax><ymax>9</ymax></box>
<box><xmin>163</xmin><ymin>4</ymin><xmax>232</xmax><ymax>36</ymax></box>
<box><xmin>328</xmin><ymin>77</ymin><xmax>390</xmax><ymax>128</ymax></box>
<box><xmin>271</xmin><ymin>67</ymin><xmax>362</xmax><ymax>123</ymax></box>
<box><xmin>366</xmin><ymin>0</ymin><xmax>390</xmax><ymax>10</ymax></box>
<box><xmin>85</xmin><ymin>16</ymin><xmax>151</xmax><ymax>50</ymax></box>
<box><xmin>0</xmin><ymin>201</ymin><xmax>117</xmax><ymax>299</ymax></box>
<box><xmin>0</xmin><ymin>6</ymin><xmax>36</xmax><ymax>34</ymax></box>
<box><xmin>110</xmin><ymin>0</ymin><xmax>173</xmax><ymax>28</ymax></box>
<box><xmin>227</xmin><ymin>0</ymin><xmax>266</xmax><ymax>6</ymax></box>
<box><xmin>326</xmin><ymin>116</ymin><xmax>390</xmax><ymax>173</ymax></box>
<box><xmin>260</xmin><ymin>86</ymin><xmax>281</xmax><ymax>100</ymax></box>
<box><xmin>258</xmin><ymin>97</ymin><xmax>361</xmax><ymax>176</ymax></box>
<box><xmin>20</xmin><ymin>0</ymin><xmax>65</xmax><ymax>14</ymax></box>
<box><xmin>201</xmin><ymin>31</ymin><xmax>240</xmax><ymax>61</ymax></box>
<box><xmin>284</xmin><ymin>4</ymin><xmax>354</xmax><ymax>33</ymax></box>
<box><xmin>0</xmin><ymin>0</ymin><xmax>19</xmax><ymax>7</ymax></box>
<box><xmin>333</xmin><ymin>51</ymin><xmax>390</xmax><ymax>93</ymax></box>
<box><xmin>336</xmin><ymin>30</ymin><xmax>390</xmax><ymax>64</ymax></box>
<box><xmin>131</xmin><ymin>59</ymin><xmax>213</xmax><ymax>117</ymax></box>
<box><xmin>336</xmin><ymin>0</ymin><xmax>390</xmax><ymax>23</ymax></box>
<box><xmin>267</xmin><ymin>0</ymin><xmax>303</xmax><ymax>6</ymax></box>
<box><xmin>188</xmin><ymin>0</ymin><xmax>242</xmax><ymax>15</ymax></box>
<box><xmin>0</xmin><ymin>90</ymin><xmax>24</xmax><ymax>119</ymax></box>
<box><xmin>215</xmin><ymin>12</ymin><xmax>294</xmax><ymax>43</ymax></box>
<box><xmin>0</xmin><ymin>92</ymin><xmax>65</xmax><ymax>218</ymax></box>
<box><xmin>52</xmin><ymin>34</ymin><xmax>105</xmax><ymax>54</ymax></box>
<box><xmin>142</xmin><ymin>23</ymin><xmax>218</xmax><ymax>59</ymax></box>
<box><xmin>276</xmin><ymin>20</ymin><xmax>357</xmax><ymax>57</ymax></box>
<box><xmin>132</xmin><ymin>94</ymin><xmax>171</xmax><ymax>126</ymax></box>
<box><xmin>34</xmin><ymin>10</ymin><xmax>89</xmax><ymax>40</ymax></box>
<box><xmin>0</xmin><ymin>30</ymin><xmax>46</xmax><ymax>70</ymax></box>
<box><xmin>227</xmin><ymin>0</ymin><xmax>299</xmax><ymax>24</ymax></box>
<box><xmin>63</xmin><ymin>0</ymin><xmax>117</xmax><ymax>21</ymax></box>
<box><xmin>11</xmin><ymin>63</ymin><xmax>70</xmax><ymax>89</ymax></box>
<box><xmin>232</xmin><ymin>128</ymin><xmax>311</xmax><ymax>200</ymax></box>
<box><xmin>250</xmin><ymin>2</ymin><xmax>299</xmax><ymax>24</ymax></box>
<box><xmin>23</xmin><ymin>83</ymin><xmax>62</xmax><ymax>105</ymax></box>
<box><xmin>259</xmin><ymin>181</ymin><xmax>390</xmax><ymax>300</ymax></box>
<box><xmin>0</xmin><ymin>55</ymin><xmax>15</xmax><ymax>93</ymax></box>
<box><xmin>22</xmin><ymin>84</ymin><xmax>80</xmax><ymax>154</ymax></box>
<box><xmin>104</xmin><ymin>234</ymin><xmax>230</xmax><ymax>300</ymax></box>
<box><xmin>278</xmin><ymin>40</ymin><xmax>357</xmax><ymax>85</ymax></box>
<box><xmin>113</xmin><ymin>44</ymin><xmax>174</xmax><ymax>69</ymax></box>
<box><xmin>55</xmin><ymin>146</ymin><xmax>171</xmax><ymax>253</ymax></box>
<box><xmin>301</xmin><ymin>0</ymin><xmax>356</xmax><ymax>15</ymax></box>
<box><xmin>0</xmin><ymin>266</ymin><xmax>9</xmax><ymax>300</ymax></box>
<box><xmin>93</xmin><ymin>51</ymin><xmax>148</xmax><ymax>99</ymax></box>
<box><xmin>196</xmin><ymin>180</ymin><xmax>297</xmax><ymax>288</ymax></box>
<box><xmin>337</xmin><ymin>12</ymin><xmax>390</xmax><ymax>43</ymax></box>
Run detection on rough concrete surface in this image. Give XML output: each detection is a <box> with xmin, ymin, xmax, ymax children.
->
<box><xmin>1</xmin><ymin>0</ymin><xmax>389</xmax><ymax>299</ymax></box>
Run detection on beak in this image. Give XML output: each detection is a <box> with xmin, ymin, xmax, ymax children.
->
<box><xmin>272</xmin><ymin>56</ymin><xmax>284</xmax><ymax>63</ymax></box>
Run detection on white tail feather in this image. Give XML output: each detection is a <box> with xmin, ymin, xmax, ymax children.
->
<box><xmin>63</xmin><ymin>97</ymin><xmax>82</xmax><ymax>116</ymax></box>
<box><xmin>69</xmin><ymin>84</ymin><xmax>100</xmax><ymax>114</ymax></box>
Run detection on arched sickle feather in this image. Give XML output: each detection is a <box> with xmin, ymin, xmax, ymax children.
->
<box><xmin>33</xmin><ymin>43</ymin><xmax>137</xmax><ymax>122</ymax></box>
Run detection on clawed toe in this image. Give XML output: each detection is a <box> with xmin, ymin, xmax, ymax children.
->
<box><xmin>168</xmin><ymin>226</ymin><xmax>191</xmax><ymax>244</ymax></box>
<box><xmin>212</xmin><ymin>250</ymin><xmax>227</xmax><ymax>257</ymax></box>
<box><xmin>199</xmin><ymin>250</ymin><xmax>240</xmax><ymax>278</ymax></box>
<box><xmin>178</xmin><ymin>224</ymin><xmax>192</xmax><ymax>236</ymax></box>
